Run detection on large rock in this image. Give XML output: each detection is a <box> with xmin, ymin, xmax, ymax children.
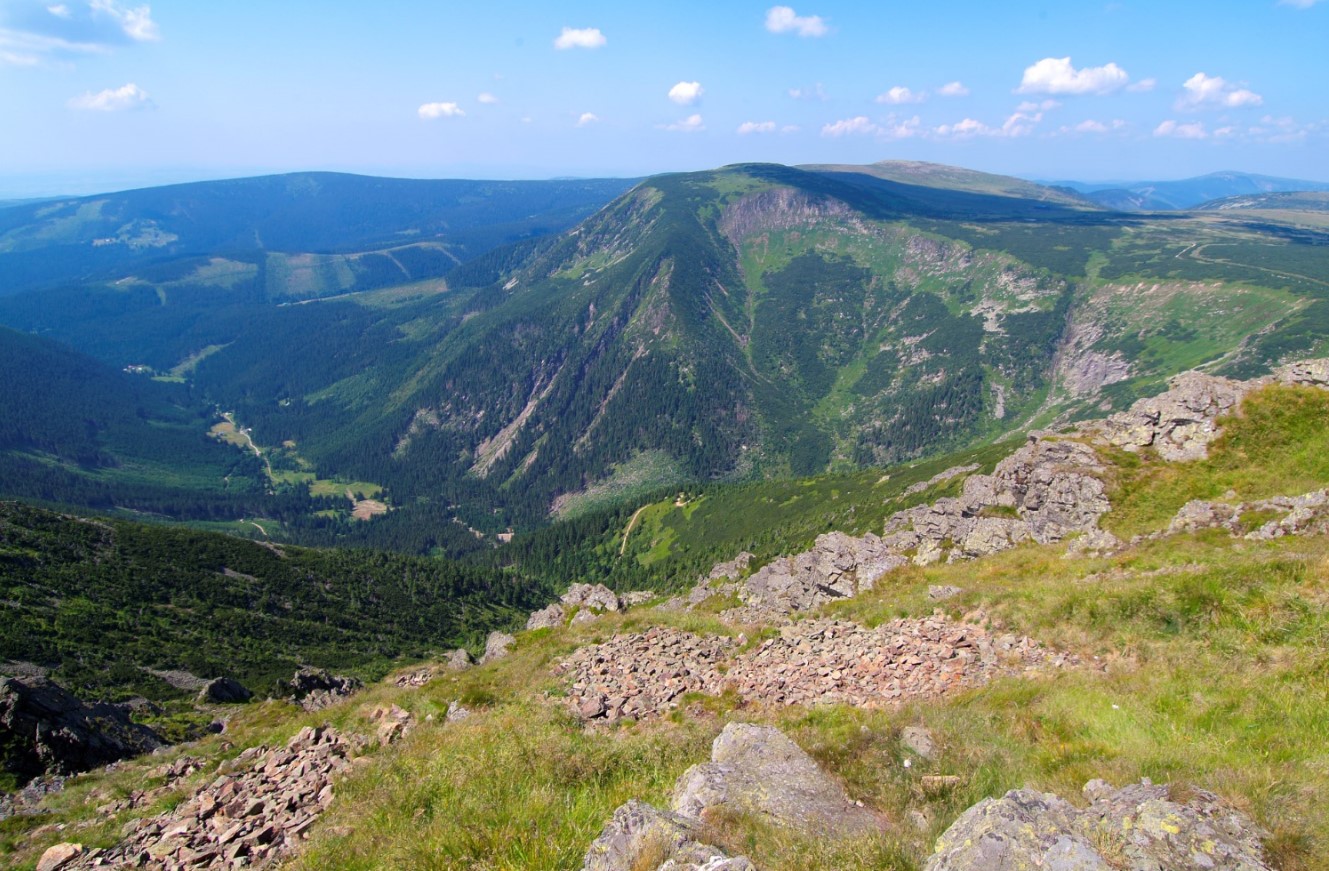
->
<box><xmin>480</xmin><ymin>631</ymin><xmax>516</xmax><ymax>664</ymax></box>
<box><xmin>288</xmin><ymin>668</ymin><xmax>361</xmax><ymax>711</ymax></box>
<box><xmin>197</xmin><ymin>677</ymin><xmax>252</xmax><ymax>704</ymax></box>
<box><xmin>525</xmin><ymin>603</ymin><xmax>566</xmax><ymax>630</ymax></box>
<box><xmin>562</xmin><ymin>583</ymin><xmax>623</xmax><ymax>613</ymax></box>
<box><xmin>672</xmin><ymin>723</ymin><xmax>883</xmax><ymax>838</ymax></box>
<box><xmin>580</xmin><ymin>799</ymin><xmax>755</xmax><ymax>871</ymax></box>
<box><xmin>1097</xmin><ymin>371</ymin><xmax>1251</xmax><ymax>461</ymax></box>
<box><xmin>446</xmin><ymin>648</ymin><xmax>473</xmax><ymax>670</ymax></box>
<box><xmin>925</xmin><ymin>779</ymin><xmax>1272</xmax><ymax>871</ymax></box>
<box><xmin>0</xmin><ymin>677</ymin><xmax>163</xmax><ymax>784</ymax></box>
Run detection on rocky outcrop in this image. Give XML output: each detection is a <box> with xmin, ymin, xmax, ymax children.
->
<box><xmin>903</xmin><ymin>464</ymin><xmax>981</xmax><ymax>498</ymax></box>
<box><xmin>480</xmin><ymin>631</ymin><xmax>516</xmax><ymax>664</ymax></box>
<box><xmin>446</xmin><ymin>648</ymin><xmax>473</xmax><ymax>671</ymax></box>
<box><xmin>925</xmin><ymin>778</ymin><xmax>1271</xmax><ymax>871</ymax></box>
<box><xmin>557</xmin><ymin>629</ymin><xmax>734</xmax><ymax>723</ymax></box>
<box><xmin>197</xmin><ymin>677</ymin><xmax>251</xmax><ymax>704</ymax></box>
<box><xmin>1167</xmin><ymin>489</ymin><xmax>1329</xmax><ymax>540</ymax></box>
<box><xmin>0</xmin><ymin>677</ymin><xmax>163</xmax><ymax>784</ymax></box>
<box><xmin>580</xmin><ymin>799</ymin><xmax>755</xmax><ymax>871</ymax></box>
<box><xmin>525</xmin><ymin>603</ymin><xmax>566</xmax><ymax>630</ymax></box>
<box><xmin>673</xmin><ymin>722</ymin><xmax>884</xmax><ymax>837</ymax></box>
<box><xmin>527</xmin><ymin>582</ymin><xmax>650</xmax><ymax>630</ymax></box>
<box><xmin>62</xmin><ymin>725</ymin><xmax>357</xmax><ymax>870</ymax></box>
<box><xmin>289</xmin><ymin>668</ymin><xmax>361</xmax><ymax>711</ymax></box>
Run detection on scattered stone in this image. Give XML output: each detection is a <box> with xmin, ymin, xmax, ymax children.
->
<box><xmin>901</xmin><ymin>725</ymin><xmax>936</xmax><ymax>760</ymax></box>
<box><xmin>557</xmin><ymin>629</ymin><xmax>734</xmax><ymax>722</ymax></box>
<box><xmin>289</xmin><ymin>668</ymin><xmax>362</xmax><ymax>711</ymax></box>
<box><xmin>445</xmin><ymin>701</ymin><xmax>471</xmax><ymax>723</ymax></box>
<box><xmin>198</xmin><ymin>677</ymin><xmax>252</xmax><ymax>704</ymax></box>
<box><xmin>925</xmin><ymin>779</ymin><xmax>1272</xmax><ymax>871</ymax></box>
<box><xmin>621</xmin><ymin>591</ymin><xmax>656</xmax><ymax>607</ymax></box>
<box><xmin>446</xmin><ymin>648</ymin><xmax>474</xmax><ymax>671</ymax></box>
<box><xmin>0</xmin><ymin>676</ymin><xmax>163</xmax><ymax>785</ymax></box>
<box><xmin>927</xmin><ymin>585</ymin><xmax>962</xmax><ymax>601</ymax></box>
<box><xmin>370</xmin><ymin>705</ymin><xmax>414</xmax><ymax>746</ymax></box>
<box><xmin>480</xmin><ymin>631</ymin><xmax>516</xmax><ymax>664</ymax></box>
<box><xmin>61</xmin><ymin>726</ymin><xmax>356</xmax><ymax>871</ymax></box>
<box><xmin>580</xmin><ymin>799</ymin><xmax>754</xmax><ymax>871</ymax></box>
<box><xmin>392</xmin><ymin>666</ymin><xmax>436</xmax><ymax>688</ymax></box>
<box><xmin>1166</xmin><ymin>488</ymin><xmax>1329</xmax><ymax>541</ymax></box>
<box><xmin>673</xmin><ymin>722</ymin><xmax>884</xmax><ymax>838</ymax></box>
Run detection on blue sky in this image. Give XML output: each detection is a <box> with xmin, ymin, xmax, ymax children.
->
<box><xmin>1</xmin><ymin>1</ymin><xmax>1326</xmax><ymax>196</ymax></box>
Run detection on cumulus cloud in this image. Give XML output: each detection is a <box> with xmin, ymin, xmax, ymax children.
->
<box><xmin>46</xmin><ymin>4</ymin><xmax>71</xmax><ymax>17</ymax></box>
<box><xmin>937</xmin><ymin>81</ymin><xmax>969</xmax><ymax>97</ymax></box>
<box><xmin>1126</xmin><ymin>78</ymin><xmax>1157</xmax><ymax>93</ymax></box>
<box><xmin>477</xmin><ymin>92</ymin><xmax>498</xmax><ymax>104</ymax></box>
<box><xmin>821</xmin><ymin>115</ymin><xmax>879</xmax><ymax>137</ymax></box>
<box><xmin>1177</xmin><ymin>72</ymin><xmax>1263</xmax><ymax>109</ymax></box>
<box><xmin>668</xmin><ymin>81</ymin><xmax>703</xmax><ymax>105</ymax></box>
<box><xmin>576</xmin><ymin>112</ymin><xmax>599</xmax><ymax>126</ymax></box>
<box><xmin>765</xmin><ymin>6</ymin><xmax>828</xmax><ymax>37</ymax></box>
<box><xmin>737</xmin><ymin>120</ymin><xmax>776</xmax><ymax>134</ymax></box>
<box><xmin>788</xmin><ymin>82</ymin><xmax>828</xmax><ymax>101</ymax></box>
<box><xmin>1017</xmin><ymin>56</ymin><xmax>1129</xmax><ymax>95</ymax></box>
<box><xmin>1154</xmin><ymin>119</ymin><xmax>1208</xmax><ymax>139</ymax></box>
<box><xmin>418</xmin><ymin>101</ymin><xmax>464</xmax><ymax>119</ymax></box>
<box><xmin>935</xmin><ymin>117</ymin><xmax>995</xmax><ymax>139</ymax></box>
<box><xmin>883</xmin><ymin>115</ymin><xmax>923</xmax><ymax>139</ymax></box>
<box><xmin>661</xmin><ymin>113</ymin><xmax>704</xmax><ymax>132</ymax></box>
<box><xmin>553</xmin><ymin>26</ymin><xmax>605</xmax><ymax>50</ymax></box>
<box><xmin>67</xmin><ymin>81</ymin><xmax>150</xmax><ymax>110</ymax></box>
<box><xmin>876</xmin><ymin>85</ymin><xmax>924</xmax><ymax>105</ymax></box>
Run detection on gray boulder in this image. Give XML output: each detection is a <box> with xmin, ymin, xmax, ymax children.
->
<box><xmin>197</xmin><ymin>676</ymin><xmax>252</xmax><ymax>704</ymax></box>
<box><xmin>1097</xmin><ymin>371</ymin><xmax>1250</xmax><ymax>461</ymax></box>
<box><xmin>0</xmin><ymin>677</ymin><xmax>163</xmax><ymax>784</ymax></box>
<box><xmin>446</xmin><ymin>648</ymin><xmax>473</xmax><ymax>670</ymax></box>
<box><xmin>925</xmin><ymin>779</ymin><xmax>1272</xmax><ymax>871</ymax></box>
<box><xmin>289</xmin><ymin>667</ymin><xmax>361</xmax><ymax>711</ymax></box>
<box><xmin>480</xmin><ymin>631</ymin><xmax>516</xmax><ymax>664</ymax></box>
<box><xmin>525</xmin><ymin>603</ymin><xmax>566</xmax><ymax>630</ymax></box>
<box><xmin>581</xmin><ymin>799</ymin><xmax>754</xmax><ymax>871</ymax></box>
<box><xmin>672</xmin><ymin>723</ymin><xmax>883</xmax><ymax>837</ymax></box>
<box><xmin>563</xmin><ymin>583</ymin><xmax>624</xmax><ymax>613</ymax></box>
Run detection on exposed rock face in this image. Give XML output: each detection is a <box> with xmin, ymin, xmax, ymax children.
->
<box><xmin>525</xmin><ymin>603</ymin><xmax>566</xmax><ymax>630</ymax></box>
<box><xmin>1096</xmin><ymin>371</ymin><xmax>1251</xmax><ymax>461</ymax></box>
<box><xmin>1167</xmin><ymin>489</ymin><xmax>1329</xmax><ymax>540</ymax></box>
<box><xmin>62</xmin><ymin>725</ymin><xmax>357</xmax><ymax>870</ymax></box>
<box><xmin>557</xmin><ymin>629</ymin><xmax>733</xmax><ymax>723</ymax></box>
<box><xmin>198</xmin><ymin>677</ymin><xmax>252</xmax><ymax>704</ymax></box>
<box><xmin>0</xmin><ymin>677</ymin><xmax>163</xmax><ymax>784</ymax></box>
<box><xmin>480</xmin><ymin>631</ymin><xmax>516</xmax><ymax>664</ymax></box>
<box><xmin>528</xmin><ymin>582</ymin><xmax>641</xmax><ymax>630</ymax></box>
<box><xmin>580</xmin><ymin>799</ymin><xmax>755</xmax><ymax>871</ymax></box>
<box><xmin>673</xmin><ymin>723</ymin><xmax>884</xmax><ymax>838</ymax></box>
<box><xmin>446</xmin><ymin>648</ymin><xmax>473</xmax><ymax>671</ymax></box>
<box><xmin>925</xmin><ymin>779</ymin><xmax>1272</xmax><ymax>871</ymax></box>
<box><xmin>36</xmin><ymin>842</ymin><xmax>84</xmax><ymax>871</ymax></box>
<box><xmin>563</xmin><ymin>582</ymin><xmax>623</xmax><ymax>613</ymax></box>
<box><xmin>289</xmin><ymin>668</ymin><xmax>361</xmax><ymax>711</ymax></box>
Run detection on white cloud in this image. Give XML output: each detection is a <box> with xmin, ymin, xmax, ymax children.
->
<box><xmin>937</xmin><ymin>81</ymin><xmax>969</xmax><ymax>97</ymax></box>
<box><xmin>765</xmin><ymin>6</ymin><xmax>828</xmax><ymax>37</ymax></box>
<box><xmin>477</xmin><ymin>92</ymin><xmax>498</xmax><ymax>104</ymax></box>
<box><xmin>1154</xmin><ymin>119</ymin><xmax>1208</xmax><ymax>139</ymax></box>
<box><xmin>68</xmin><ymin>81</ymin><xmax>150</xmax><ymax>111</ymax></box>
<box><xmin>781</xmin><ymin>124</ymin><xmax>801</xmax><ymax>133</ymax></box>
<box><xmin>46</xmin><ymin>4</ymin><xmax>71</xmax><ymax>17</ymax></box>
<box><xmin>1126</xmin><ymin>78</ymin><xmax>1157</xmax><ymax>93</ymax></box>
<box><xmin>1279</xmin><ymin>0</ymin><xmax>1324</xmax><ymax>7</ymax></box>
<box><xmin>576</xmin><ymin>112</ymin><xmax>599</xmax><ymax>126</ymax></box>
<box><xmin>876</xmin><ymin>85</ymin><xmax>924</xmax><ymax>105</ymax></box>
<box><xmin>737</xmin><ymin>120</ymin><xmax>776</xmax><ymax>134</ymax></box>
<box><xmin>788</xmin><ymin>82</ymin><xmax>828</xmax><ymax>101</ymax></box>
<box><xmin>1016</xmin><ymin>99</ymin><xmax>1059</xmax><ymax>113</ymax></box>
<box><xmin>668</xmin><ymin>81</ymin><xmax>704</xmax><ymax>105</ymax></box>
<box><xmin>553</xmin><ymin>26</ymin><xmax>606</xmax><ymax>50</ymax></box>
<box><xmin>935</xmin><ymin>118</ymin><xmax>995</xmax><ymax>139</ymax></box>
<box><xmin>661</xmin><ymin>113</ymin><xmax>704</xmax><ymax>132</ymax></box>
<box><xmin>418</xmin><ymin>101</ymin><xmax>464</xmax><ymax>119</ymax></box>
<box><xmin>883</xmin><ymin>115</ymin><xmax>923</xmax><ymax>139</ymax></box>
<box><xmin>1177</xmin><ymin>72</ymin><xmax>1263</xmax><ymax>110</ymax></box>
<box><xmin>90</xmin><ymin>0</ymin><xmax>159</xmax><ymax>42</ymax></box>
<box><xmin>1017</xmin><ymin>57</ymin><xmax>1129</xmax><ymax>95</ymax></box>
<box><xmin>821</xmin><ymin>115</ymin><xmax>879</xmax><ymax>137</ymax></box>
<box><xmin>1074</xmin><ymin>119</ymin><xmax>1109</xmax><ymax>133</ymax></box>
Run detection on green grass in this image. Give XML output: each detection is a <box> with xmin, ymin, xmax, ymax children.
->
<box><xmin>1103</xmin><ymin>385</ymin><xmax>1329</xmax><ymax>538</ymax></box>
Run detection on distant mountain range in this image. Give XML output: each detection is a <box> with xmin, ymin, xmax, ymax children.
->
<box><xmin>1046</xmin><ymin>171</ymin><xmax>1329</xmax><ymax>211</ymax></box>
<box><xmin>1</xmin><ymin>160</ymin><xmax>1326</xmax><ymax>551</ymax></box>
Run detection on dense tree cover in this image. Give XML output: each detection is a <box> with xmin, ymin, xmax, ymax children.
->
<box><xmin>0</xmin><ymin>501</ymin><xmax>551</xmax><ymax>702</ymax></box>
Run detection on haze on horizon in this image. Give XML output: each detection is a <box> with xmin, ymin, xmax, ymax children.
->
<box><xmin>2</xmin><ymin>0</ymin><xmax>1327</xmax><ymax>198</ymax></box>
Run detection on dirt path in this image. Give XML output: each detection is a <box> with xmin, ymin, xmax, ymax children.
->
<box><xmin>620</xmin><ymin>504</ymin><xmax>651</xmax><ymax>555</ymax></box>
